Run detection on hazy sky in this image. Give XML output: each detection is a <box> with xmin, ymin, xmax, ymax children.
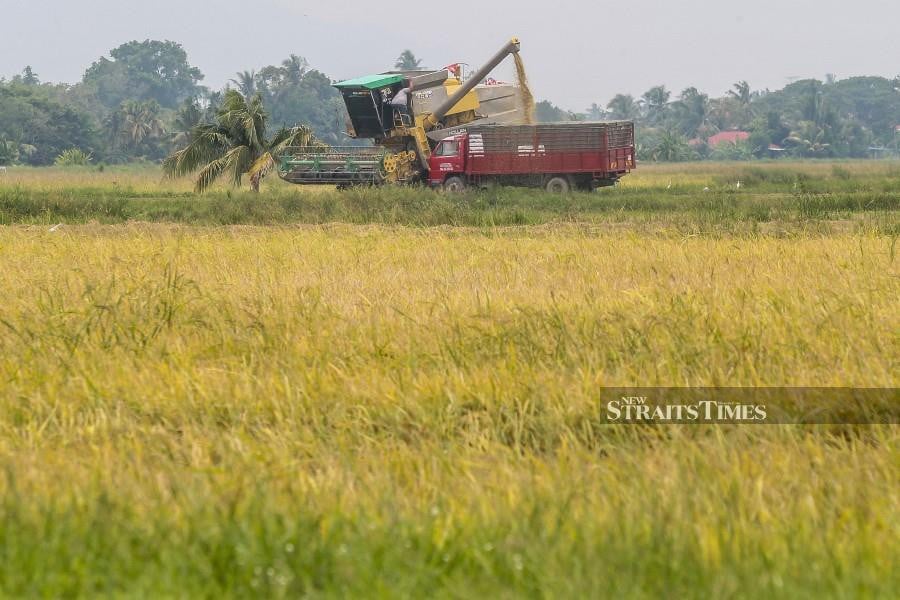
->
<box><xmin>2</xmin><ymin>1</ymin><xmax>897</xmax><ymax>109</ymax></box>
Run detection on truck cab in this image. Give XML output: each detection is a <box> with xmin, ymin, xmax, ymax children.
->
<box><xmin>427</xmin><ymin>135</ymin><xmax>467</xmax><ymax>187</ymax></box>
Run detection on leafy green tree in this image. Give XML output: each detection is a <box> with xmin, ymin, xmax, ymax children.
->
<box><xmin>834</xmin><ymin>120</ymin><xmax>874</xmax><ymax>157</ymax></box>
<box><xmin>0</xmin><ymin>84</ymin><xmax>98</xmax><ymax>165</ymax></box>
<box><xmin>827</xmin><ymin>76</ymin><xmax>900</xmax><ymax>144</ymax></box>
<box><xmin>606</xmin><ymin>94</ymin><xmax>639</xmax><ymax>120</ymax></box>
<box><xmin>0</xmin><ymin>140</ymin><xmax>18</xmax><ymax>165</ymax></box>
<box><xmin>748</xmin><ymin>111</ymin><xmax>791</xmax><ymax>154</ymax></box>
<box><xmin>163</xmin><ymin>90</ymin><xmax>325</xmax><ymax>192</ymax></box>
<box><xmin>240</xmin><ymin>57</ymin><xmax>346</xmax><ymax>144</ymax></box>
<box><xmin>255</xmin><ymin>65</ymin><xmax>283</xmax><ymax>105</ymax></box>
<box><xmin>12</xmin><ymin>66</ymin><xmax>40</xmax><ymax>86</ymax></box>
<box><xmin>536</xmin><ymin>100</ymin><xmax>575</xmax><ymax>122</ymax></box>
<box><xmin>266</xmin><ymin>70</ymin><xmax>346</xmax><ymax>144</ymax></box>
<box><xmin>394</xmin><ymin>50</ymin><xmax>422</xmax><ymax>70</ymax></box>
<box><xmin>83</xmin><ymin>40</ymin><xmax>203</xmax><ymax>109</ymax></box>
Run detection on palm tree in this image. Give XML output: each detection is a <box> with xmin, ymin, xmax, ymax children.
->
<box><xmin>606</xmin><ymin>94</ymin><xmax>639</xmax><ymax>120</ymax></box>
<box><xmin>281</xmin><ymin>55</ymin><xmax>308</xmax><ymax>86</ymax></box>
<box><xmin>106</xmin><ymin>100</ymin><xmax>165</xmax><ymax>151</ymax></box>
<box><xmin>394</xmin><ymin>50</ymin><xmax>422</xmax><ymax>70</ymax></box>
<box><xmin>641</xmin><ymin>85</ymin><xmax>670</xmax><ymax>124</ymax></box>
<box><xmin>172</xmin><ymin>98</ymin><xmax>203</xmax><ymax>149</ymax></box>
<box><xmin>120</xmin><ymin>100</ymin><xmax>165</xmax><ymax>147</ymax></box>
<box><xmin>673</xmin><ymin>87</ymin><xmax>710</xmax><ymax>137</ymax></box>
<box><xmin>585</xmin><ymin>103</ymin><xmax>607</xmax><ymax>120</ymax></box>
<box><xmin>728</xmin><ymin>81</ymin><xmax>752</xmax><ymax>106</ymax></box>
<box><xmin>230</xmin><ymin>70</ymin><xmax>257</xmax><ymax>98</ymax></box>
<box><xmin>163</xmin><ymin>90</ymin><xmax>326</xmax><ymax>193</ymax></box>
<box><xmin>652</xmin><ymin>129</ymin><xmax>695</xmax><ymax>162</ymax></box>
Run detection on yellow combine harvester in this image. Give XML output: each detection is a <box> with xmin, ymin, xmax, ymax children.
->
<box><xmin>279</xmin><ymin>38</ymin><xmax>526</xmax><ymax>186</ymax></box>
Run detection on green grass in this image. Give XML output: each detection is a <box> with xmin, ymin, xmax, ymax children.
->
<box><xmin>0</xmin><ymin>161</ymin><xmax>897</xmax><ymax>233</ymax></box>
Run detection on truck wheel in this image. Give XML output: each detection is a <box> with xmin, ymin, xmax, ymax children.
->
<box><xmin>443</xmin><ymin>176</ymin><xmax>466</xmax><ymax>192</ymax></box>
<box><xmin>545</xmin><ymin>176</ymin><xmax>570</xmax><ymax>193</ymax></box>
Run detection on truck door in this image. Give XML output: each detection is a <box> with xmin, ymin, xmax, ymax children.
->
<box><xmin>428</xmin><ymin>139</ymin><xmax>464</xmax><ymax>184</ymax></box>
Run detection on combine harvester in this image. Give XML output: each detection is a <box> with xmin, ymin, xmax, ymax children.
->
<box><xmin>278</xmin><ymin>38</ymin><xmax>635</xmax><ymax>191</ymax></box>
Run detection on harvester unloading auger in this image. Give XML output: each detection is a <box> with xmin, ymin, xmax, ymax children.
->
<box><xmin>279</xmin><ymin>38</ymin><xmax>527</xmax><ymax>186</ymax></box>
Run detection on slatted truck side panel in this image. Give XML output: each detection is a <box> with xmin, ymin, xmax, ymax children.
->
<box><xmin>428</xmin><ymin>122</ymin><xmax>635</xmax><ymax>192</ymax></box>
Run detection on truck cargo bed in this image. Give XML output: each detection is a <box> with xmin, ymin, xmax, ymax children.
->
<box><xmin>464</xmin><ymin>122</ymin><xmax>634</xmax><ymax>176</ymax></box>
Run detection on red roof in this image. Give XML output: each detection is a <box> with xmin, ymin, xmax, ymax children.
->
<box><xmin>707</xmin><ymin>131</ymin><xmax>750</xmax><ymax>147</ymax></box>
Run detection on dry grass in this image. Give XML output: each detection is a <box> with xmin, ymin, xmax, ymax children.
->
<box><xmin>1</xmin><ymin>223</ymin><xmax>897</xmax><ymax>596</ymax></box>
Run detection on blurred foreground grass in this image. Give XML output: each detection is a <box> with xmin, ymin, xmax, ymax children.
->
<box><xmin>0</xmin><ymin>224</ymin><xmax>897</xmax><ymax>596</ymax></box>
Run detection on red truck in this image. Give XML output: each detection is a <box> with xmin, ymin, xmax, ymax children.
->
<box><xmin>427</xmin><ymin>122</ymin><xmax>635</xmax><ymax>192</ymax></box>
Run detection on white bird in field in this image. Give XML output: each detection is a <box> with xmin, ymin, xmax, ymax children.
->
<box><xmin>666</xmin><ymin>181</ymin><xmax>672</xmax><ymax>190</ymax></box>
<box><xmin>703</xmin><ymin>186</ymin><xmax>710</xmax><ymax>192</ymax></box>
<box><xmin>736</xmin><ymin>181</ymin><xmax>742</xmax><ymax>189</ymax></box>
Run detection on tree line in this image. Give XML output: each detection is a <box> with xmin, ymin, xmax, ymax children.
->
<box><xmin>538</xmin><ymin>77</ymin><xmax>900</xmax><ymax>161</ymax></box>
<box><xmin>2</xmin><ymin>40</ymin><xmax>899</xmax><ymax>166</ymax></box>
<box><xmin>0</xmin><ymin>40</ymin><xmax>346</xmax><ymax>167</ymax></box>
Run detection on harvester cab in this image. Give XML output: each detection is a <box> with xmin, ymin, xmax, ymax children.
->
<box><xmin>278</xmin><ymin>37</ymin><xmax>526</xmax><ymax>186</ymax></box>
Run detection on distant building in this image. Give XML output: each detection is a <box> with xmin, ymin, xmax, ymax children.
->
<box><xmin>707</xmin><ymin>131</ymin><xmax>750</xmax><ymax>148</ymax></box>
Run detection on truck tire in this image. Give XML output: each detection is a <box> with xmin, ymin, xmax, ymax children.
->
<box><xmin>545</xmin><ymin>176</ymin><xmax>570</xmax><ymax>193</ymax></box>
<box><xmin>443</xmin><ymin>176</ymin><xmax>466</xmax><ymax>192</ymax></box>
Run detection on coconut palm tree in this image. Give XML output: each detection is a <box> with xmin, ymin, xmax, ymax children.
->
<box><xmin>230</xmin><ymin>70</ymin><xmax>257</xmax><ymax>98</ymax></box>
<box><xmin>641</xmin><ymin>85</ymin><xmax>671</xmax><ymax>124</ymax></box>
<box><xmin>606</xmin><ymin>94</ymin><xmax>639</xmax><ymax>120</ymax></box>
<box><xmin>673</xmin><ymin>87</ymin><xmax>710</xmax><ymax>137</ymax></box>
<box><xmin>163</xmin><ymin>90</ymin><xmax>326</xmax><ymax>193</ymax></box>
<box><xmin>652</xmin><ymin>129</ymin><xmax>695</xmax><ymax>162</ymax></box>
<box><xmin>584</xmin><ymin>103</ymin><xmax>607</xmax><ymax>120</ymax></box>
<box><xmin>172</xmin><ymin>98</ymin><xmax>203</xmax><ymax>150</ymax></box>
<box><xmin>119</xmin><ymin>100</ymin><xmax>165</xmax><ymax>147</ymax></box>
<box><xmin>281</xmin><ymin>55</ymin><xmax>308</xmax><ymax>86</ymax></box>
<box><xmin>394</xmin><ymin>50</ymin><xmax>422</xmax><ymax>70</ymax></box>
<box><xmin>728</xmin><ymin>81</ymin><xmax>752</xmax><ymax>106</ymax></box>
<box><xmin>105</xmin><ymin>100</ymin><xmax>165</xmax><ymax>155</ymax></box>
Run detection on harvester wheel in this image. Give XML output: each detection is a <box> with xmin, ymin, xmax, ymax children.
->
<box><xmin>443</xmin><ymin>176</ymin><xmax>467</xmax><ymax>193</ymax></box>
<box><xmin>545</xmin><ymin>176</ymin><xmax>570</xmax><ymax>193</ymax></box>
